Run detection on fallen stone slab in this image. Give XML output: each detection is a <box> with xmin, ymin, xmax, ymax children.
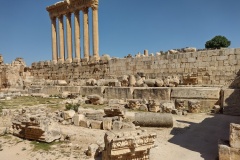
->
<box><xmin>134</xmin><ymin>112</ymin><xmax>173</xmax><ymax>128</ymax></box>
<box><xmin>102</xmin><ymin>130</ymin><xmax>157</xmax><ymax>160</ymax></box>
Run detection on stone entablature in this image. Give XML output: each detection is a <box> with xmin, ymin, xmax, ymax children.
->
<box><xmin>46</xmin><ymin>0</ymin><xmax>98</xmax><ymax>17</ymax></box>
<box><xmin>46</xmin><ymin>0</ymin><xmax>99</xmax><ymax>64</ymax></box>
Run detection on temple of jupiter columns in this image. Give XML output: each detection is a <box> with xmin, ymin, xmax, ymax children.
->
<box><xmin>46</xmin><ymin>0</ymin><xmax>99</xmax><ymax>64</ymax></box>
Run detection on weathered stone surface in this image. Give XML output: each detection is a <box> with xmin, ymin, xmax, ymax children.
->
<box><xmin>63</xmin><ymin>110</ymin><xmax>75</xmax><ymax>120</ymax></box>
<box><xmin>104</xmin><ymin>87</ymin><xmax>133</xmax><ymax>99</ymax></box>
<box><xmin>222</xmin><ymin>89</ymin><xmax>240</xmax><ymax>116</ymax></box>
<box><xmin>90</xmin><ymin>120</ymin><xmax>103</xmax><ymax>129</ymax></box>
<box><xmin>148</xmin><ymin>99</ymin><xmax>160</xmax><ymax>113</ymax></box>
<box><xmin>188</xmin><ymin>100</ymin><xmax>201</xmax><ymax>113</ymax></box>
<box><xmin>102</xmin><ymin>130</ymin><xmax>156</xmax><ymax>160</ymax></box>
<box><xmin>112</xmin><ymin>121</ymin><xmax>123</xmax><ymax>130</ymax></box>
<box><xmin>73</xmin><ymin>114</ymin><xmax>85</xmax><ymax>126</ymax></box>
<box><xmin>134</xmin><ymin>113</ymin><xmax>173</xmax><ymax>128</ymax></box>
<box><xmin>86</xmin><ymin>143</ymin><xmax>100</xmax><ymax>157</ymax></box>
<box><xmin>80</xmin><ymin>86</ymin><xmax>105</xmax><ymax>97</ymax></box>
<box><xmin>104</xmin><ymin>106</ymin><xmax>125</xmax><ymax>118</ymax></box>
<box><xmin>133</xmin><ymin>87</ymin><xmax>171</xmax><ymax>104</ymax></box>
<box><xmin>175</xmin><ymin>99</ymin><xmax>186</xmax><ymax>110</ymax></box>
<box><xmin>219</xmin><ymin>140</ymin><xmax>240</xmax><ymax>160</ymax></box>
<box><xmin>171</xmin><ymin>87</ymin><xmax>221</xmax><ymax>99</ymax></box>
<box><xmin>127</xmin><ymin>99</ymin><xmax>141</xmax><ymax>110</ymax></box>
<box><xmin>80</xmin><ymin>119</ymin><xmax>90</xmax><ymax>128</ymax></box>
<box><xmin>12</xmin><ymin>107</ymin><xmax>61</xmax><ymax>143</ymax></box>
<box><xmin>230</xmin><ymin>123</ymin><xmax>240</xmax><ymax>149</ymax></box>
<box><xmin>160</xmin><ymin>102</ymin><xmax>175</xmax><ymax>113</ymax></box>
<box><xmin>103</xmin><ymin>118</ymin><xmax>112</xmax><ymax>130</ymax></box>
<box><xmin>87</xmin><ymin>94</ymin><xmax>104</xmax><ymax>105</ymax></box>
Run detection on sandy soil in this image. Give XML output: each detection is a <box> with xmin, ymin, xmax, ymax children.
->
<box><xmin>0</xmin><ymin>113</ymin><xmax>239</xmax><ymax>160</ymax></box>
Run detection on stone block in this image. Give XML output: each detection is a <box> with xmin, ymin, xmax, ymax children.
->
<box><xmin>112</xmin><ymin>121</ymin><xmax>123</xmax><ymax>130</ymax></box>
<box><xmin>63</xmin><ymin>110</ymin><xmax>75</xmax><ymax>120</ymax></box>
<box><xmin>188</xmin><ymin>100</ymin><xmax>201</xmax><ymax>113</ymax></box>
<box><xmin>73</xmin><ymin>114</ymin><xmax>85</xmax><ymax>126</ymax></box>
<box><xmin>133</xmin><ymin>87</ymin><xmax>171</xmax><ymax>104</ymax></box>
<box><xmin>171</xmin><ymin>87</ymin><xmax>220</xmax><ymax>99</ymax></box>
<box><xmin>230</xmin><ymin>123</ymin><xmax>240</xmax><ymax>149</ymax></box>
<box><xmin>103</xmin><ymin>118</ymin><xmax>112</xmax><ymax>130</ymax></box>
<box><xmin>60</xmin><ymin>86</ymin><xmax>81</xmax><ymax>93</ymax></box>
<box><xmin>90</xmin><ymin>120</ymin><xmax>103</xmax><ymax>129</ymax></box>
<box><xmin>80</xmin><ymin>119</ymin><xmax>90</xmax><ymax>128</ymax></box>
<box><xmin>219</xmin><ymin>140</ymin><xmax>240</xmax><ymax>160</ymax></box>
<box><xmin>41</xmin><ymin>86</ymin><xmax>60</xmax><ymax>95</ymax></box>
<box><xmin>80</xmin><ymin>86</ymin><xmax>105</xmax><ymax>97</ymax></box>
<box><xmin>222</xmin><ymin>89</ymin><xmax>240</xmax><ymax>116</ymax></box>
<box><xmin>217</xmin><ymin>55</ymin><xmax>228</xmax><ymax>61</ymax></box>
<box><xmin>104</xmin><ymin>87</ymin><xmax>133</xmax><ymax>99</ymax></box>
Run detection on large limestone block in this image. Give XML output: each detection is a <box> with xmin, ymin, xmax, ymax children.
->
<box><xmin>73</xmin><ymin>114</ymin><xmax>85</xmax><ymax>126</ymax></box>
<box><xmin>104</xmin><ymin>87</ymin><xmax>133</xmax><ymax>99</ymax></box>
<box><xmin>63</xmin><ymin>110</ymin><xmax>75</xmax><ymax>120</ymax></box>
<box><xmin>80</xmin><ymin>86</ymin><xmax>105</xmax><ymax>97</ymax></box>
<box><xmin>230</xmin><ymin>123</ymin><xmax>240</xmax><ymax>149</ymax></box>
<box><xmin>41</xmin><ymin>86</ymin><xmax>60</xmax><ymax>95</ymax></box>
<box><xmin>60</xmin><ymin>86</ymin><xmax>81</xmax><ymax>93</ymax></box>
<box><xmin>219</xmin><ymin>140</ymin><xmax>240</xmax><ymax>160</ymax></box>
<box><xmin>222</xmin><ymin>89</ymin><xmax>240</xmax><ymax>116</ymax></box>
<box><xmin>133</xmin><ymin>87</ymin><xmax>171</xmax><ymax>104</ymax></box>
<box><xmin>171</xmin><ymin>87</ymin><xmax>220</xmax><ymax>99</ymax></box>
<box><xmin>103</xmin><ymin>118</ymin><xmax>112</xmax><ymax>130</ymax></box>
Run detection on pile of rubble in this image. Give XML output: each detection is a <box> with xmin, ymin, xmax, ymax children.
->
<box><xmin>11</xmin><ymin>106</ymin><xmax>61</xmax><ymax>143</ymax></box>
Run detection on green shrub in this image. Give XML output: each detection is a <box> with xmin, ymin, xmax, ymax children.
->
<box><xmin>205</xmin><ymin>35</ymin><xmax>231</xmax><ymax>49</ymax></box>
<box><xmin>65</xmin><ymin>104</ymin><xmax>80</xmax><ymax>112</ymax></box>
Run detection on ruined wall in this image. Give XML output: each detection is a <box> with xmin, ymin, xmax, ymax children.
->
<box><xmin>31</xmin><ymin>48</ymin><xmax>240</xmax><ymax>86</ymax></box>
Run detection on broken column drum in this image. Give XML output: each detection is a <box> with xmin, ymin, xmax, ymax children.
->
<box><xmin>134</xmin><ymin>113</ymin><xmax>173</xmax><ymax>128</ymax></box>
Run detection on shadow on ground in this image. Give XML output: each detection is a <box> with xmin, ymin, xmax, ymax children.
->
<box><xmin>169</xmin><ymin>114</ymin><xmax>240</xmax><ymax>160</ymax></box>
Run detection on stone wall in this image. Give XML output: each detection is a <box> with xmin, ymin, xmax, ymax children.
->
<box><xmin>31</xmin><ymin>48</ymin><xmax>240</xmax><ymax>86</ymax></box>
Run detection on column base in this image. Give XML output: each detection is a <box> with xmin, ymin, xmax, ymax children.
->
<box><xmin>51</xmin><ymin>60</ymin><xmax>58</xmax><ymax>65</ymax></box>
<box><xmin>65</xmin><ymin>58</ymin><xmax>72</xmax><ymax>64</ymax></box>
<box><xmin>57</xmin><ymin>59</ymin><xmax>64</xmax><ymax>64</ymax></box>
<box><xmin>73</xmin><ymin>58</ymin><xmax>81</xmax><ymax>63</ymax></box>
<box><xmin>82</xmin><ymin>57</ymin><xmax>89</xmax><ymax>62</ymax></box>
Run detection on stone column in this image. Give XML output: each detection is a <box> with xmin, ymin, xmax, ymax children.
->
<box><xmin>66</xmin><ymin>13</ymin><xmax>73</xmax><ymax>63</ymax></box>
<box><xmin>144</xmin><ymin>50</ymin><xmax>149</xmax><ymax>57</ymax></box>
<box><xmin>58</xmin><ymin>15</ymin><xmax>65</xmax><ymax>63</ymax></box>
<box><xmin>92</xmin><ymin>7</ymin><xmax>99</xmax><ymax>60</ymax></box>
<box><xmin>74</xmin><ymin>10</ymin><xmax>81</xmax><ymax>62</ymax></box>
<box><xmin>83</xmin><ymin>8</ymin><xmax>90</xmax><ymax>61</ymax></box>
<box><xmin>51</xmin><ymin>17</ymin><xmax>58</xmax><ymax>64</ymax></box>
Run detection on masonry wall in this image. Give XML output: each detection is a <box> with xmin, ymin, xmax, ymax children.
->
<box><xmin>31</xmin><ymin>48</ymin><xmax>240</xmax><ymax>86</ymax></box>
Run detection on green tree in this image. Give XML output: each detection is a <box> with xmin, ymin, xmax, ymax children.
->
<box><xmin>205</xmin><ymin>35</ymin><xmax>231</xmax><ymax>49</ymax></box>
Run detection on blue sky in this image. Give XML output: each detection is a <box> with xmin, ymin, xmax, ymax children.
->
<box><xmin>0</xmin><ymin>0</ymin><xmax>239</xmax><ymax>65</ymax></box>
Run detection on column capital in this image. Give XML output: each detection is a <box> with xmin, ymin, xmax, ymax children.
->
<box><xmin>91</xmin><ymin>6</ymin><xmax>98</xmax><ymax>11</ymax></box>
<box><xmin>65</xmin><ymin>12</ymin><xmax>71</xmax><ymax>18</ymax></box>
<box><xmin>74</xmin><ymin>10</ymin><xmax>80</xmax><ymax>15</ymax></box>
<box><xmin>82</xmin><ymin>7</ymin><xmax>89</xmax><ymax>14</ymax></box>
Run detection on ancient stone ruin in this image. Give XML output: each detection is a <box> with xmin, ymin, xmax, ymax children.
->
<box><xmin>102</xmin><ymin>130</ymin><xmax>157</xmax><ymax>160</ymax></box>
<box><xmin>0</xmin><ymin>0</ymin><xmax>239</xmax><ymax>159</ymax></box>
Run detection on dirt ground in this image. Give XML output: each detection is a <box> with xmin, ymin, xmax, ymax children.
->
<box><xmin>1</xmin><ymin>111</ymin><xmax>239</xmax><ymax>160</ymax></box>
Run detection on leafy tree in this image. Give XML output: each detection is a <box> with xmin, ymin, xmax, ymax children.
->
<box><xmin>205</xmin><ymin>35</ymin><xmax>231</xmax><ymax>49</ymax></box>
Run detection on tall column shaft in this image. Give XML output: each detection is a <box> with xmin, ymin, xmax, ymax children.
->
<box><xmin>74</xmin><ymin>10</ymin><xmax>81</xmax><ymax>60</ymax></box>
<box><xmin>92</xmin><ymin>7</ymin><xmax>99</xmax><ymax>59</ymax></box>
<box><xmin>58</xmin><ymin>15</ymin><xmax>65</xmax><ymax>62</ymax></box>
<box><xmin>66</xmin><ymin>13</ymin><xmax>73</xmax><ymax>63</ymax></box>
<box><xmin>83</xmin><ymin>8</ymin><xmax>90</xmax><ymax>61</ymax></box>
<box><xmin>51</xmin><ymin>17</ymin><xmax>58</xmax><ymax>63</ymax></box>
